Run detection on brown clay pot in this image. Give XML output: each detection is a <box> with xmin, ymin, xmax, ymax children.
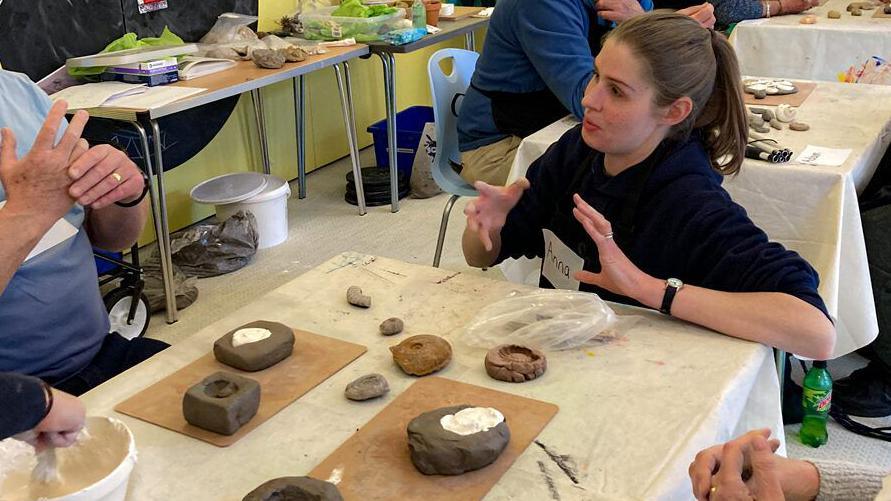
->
<box><xmin>425</xmin><ymin>1</ymin><xmax>442</xmax><ymax>26</ymax></box>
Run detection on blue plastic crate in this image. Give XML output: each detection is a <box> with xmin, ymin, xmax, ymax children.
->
<box><xmin>94</xmin><ymin>249</ymin><xmax>123</xmax><ymax>276</ymax></box>
<box><xmin>367</xmin><ymin>105</ymin><xmax>434</xmax><ymax>178</ymax></box>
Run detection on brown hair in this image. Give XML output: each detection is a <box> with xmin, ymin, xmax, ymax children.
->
<box><xmin>605</xmin><ymin>12</ymin><xmax>747</xmax><ymax>175</ymax></box>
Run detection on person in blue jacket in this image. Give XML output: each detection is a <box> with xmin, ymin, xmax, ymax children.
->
<box><xmin>456</xmin><ymin>0</ymin><xmax>716</xmax><ymax>186</ymax></box>
<box><xmin>0</xmin><ymin>69</ymin><xmax>168</xmax><ymax>395</ymax></box>
<box><xmin>461</xmin><ymin>12</ymin><xmax>835</xmax><ymax>359</ymax></box>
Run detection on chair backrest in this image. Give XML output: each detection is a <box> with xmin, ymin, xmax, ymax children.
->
<box><xmin>427</xmin><ymin>48</ymin><xmax>479</xmax><ymax>197</ymax></box>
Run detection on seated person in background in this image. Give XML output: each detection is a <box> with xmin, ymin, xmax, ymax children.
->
<box><xmin>462</xmin><ymin>13</ymin><xmax>835</xmax><ymax>359</ymax></box>
<box><xmin>655</xmin><ymin>0</ymin><xmax>818</xmax><ymax>27</ymax></box>
<box><xmin>0</xmin><ymin>69</ymin><xmax>168</xmax><ymax>396</ymax></box>
<box><xmin>0</xmin><ymin>372</ymin><xmax>85</xmax><ymax>447</ymax></box>
<box><xmin>689</xmin><ymin>429</ymin><xmax>891</xmax><ymax>500</ymax></box>
<box><xmin>456</xmin><ymin>0</ymin><xmax>716</xmax><ymax>186</ymax></box>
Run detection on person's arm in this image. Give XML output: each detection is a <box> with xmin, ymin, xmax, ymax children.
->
<box><xmin>572</xmin><ymin>194</ymin><xmax>835</xmax><ymax>359</ymax></box>
<box><xmin>0</xmin><ymin>205</ymin><xmax>58</xmax><ymax>295</ymax></box>
<box><xmin>514</xmin><ymin>1</ymin><xmax>596</xmax><ymax>119</ymax></box>
<box><xmin>808</xmin><ymin>459</ymin><xmax>889</xmax><ymax>501</ymax></box>
<box><xmin>68</xmin><ymin>144</ymin><xmax>148</xmax><ymax>251</ymax></box>
<box><xmin>0</xmin><ymin>373</ymin><xmax>50</xmax><ymax>440</ymax></box>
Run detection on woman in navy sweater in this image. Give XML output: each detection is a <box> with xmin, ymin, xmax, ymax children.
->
<box><xmin>462</xmin><ymin>12</ymin><xmax>835</xmax><ymax>359</ymax></box>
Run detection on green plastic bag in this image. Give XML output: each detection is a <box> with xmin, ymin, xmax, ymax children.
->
<box><xmin>69</xmin><ymin>26</ymin><xmax>186</xmax><ymax>77</ymax></box>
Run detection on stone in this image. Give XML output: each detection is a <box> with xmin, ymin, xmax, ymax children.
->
<box><xmin>790</xmin><ymin>121</ymin><xmax>811</xmax><ymax>131</ymax></box>
<box><xmin>828</xmin><ymin>9</ymin><xmax>841</xmax><ymax>17</ymax></box>
<box><xmin>749</xmin><ymin>115</ymin><xmax>765</xmax><ymax>127</ymax></box>
<box><xmin>214</xmin><ymin>321</ymin><xmax>295</xmax><ymax>372</ymax></box>
<box><xmin>775</xmin><ymin>104</ymin><xmax>797</xmax><ymax>123</ymax></box>
<box><xmin>851</xmin><ymin>7</ymin><xmax>862</xmax><ymax>14</ymax></box>
<box><xmin>753</xmin><ymin>89</ymin><xmax>767</xmax><ymax>99</ymax></box>
<box><xmin>344</xmin><ymin>373</ymin><xmax>390</xmax><ymax>401</ymax></box>
<box><xmin>281</xmin><ymin>46</ymin><xmax>307</xmax><ymax>63</ymax></box>
<box><xmin>769</xmin><ymin>119</ymin><xmax>784</xmax><ymax>130</ymax></box>
<box><xmin>251</xmin><ymin>48</ymin><xmax>286</xmax><ymax>69</ymax></box>
<box><xmin>346</xmin><ymin>286</ymin><xmax>371</xmax><ymax>308</ymax></box>
<box><xmin>390</xmin><ymin>334</ymin><xmax>452</xmax><ymax>376</ymax></box>
<box><xmin>183</xmin><ymin>371</ymin><xmax>261</xmax><ymax>435</ymax></box>
<box><xmin>800</xmin><ymin>13</ymin><xmax>818</xmax><ymax>22</ymax></box>
<box><xmin>379</xmin><ymin>317</ymin><xmax>404</xmax><ymax>336</ymax></box>
<box><xmin>407</xmin><ymin>405</ymin><xmax>510</xmax><ymax>475</ymax></box>
<box><xmin>748</xmin><ymin>106</ymin><xmax>770</xmax><ymax>115</ymax></box>
<box><xmin>754</xmin><ymin>124</ymin><xmax>771</xmax><ymax>133</ymax></box>
<box><xmin>243</xmin><ymin>476</ymin><xmax>343</xmax><ymax>501</ymax></box>
<box><xmin>485</xmin><ymin>344</ymin><xmax>547</xmax><ymax>383</ymax></box>
<box><xmin>885</xmin><ymin>5</ymin><xmax>891</xmax><ymax>14</ymax></box>
<box><xmin>760</xmin><ymin>110</ymin><xmax>775</xmax><ymax>122</ymax></box>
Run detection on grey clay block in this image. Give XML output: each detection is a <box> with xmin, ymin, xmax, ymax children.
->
<box><xmin>214</xmin><ymin>320</ymin><xmax>295</xmax><ymax>372</ymax></box>
<box><xmin>183</xmin><ymin>371</ymin><xmax>261</xmax><ymax>435</ymax></box>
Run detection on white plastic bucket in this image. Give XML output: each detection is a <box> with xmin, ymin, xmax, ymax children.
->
<box><xmin>0</xmin><ymin>417</ymin><xmax>137</xmax><ymax>501</ymax></box>
<box><xmin>190</xmin><ymin>174</ymin><xmax>292</xmax><ymax>249</ymax></box>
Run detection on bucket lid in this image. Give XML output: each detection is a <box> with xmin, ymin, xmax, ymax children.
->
<box><xmin>248</xmin><ymin>175</ymin><xmax>291</xmax><ymax>203</ymax></box>
<box><xmin>190</xmin><ymin>172</ymin><xmax>268</xmax><ymax>205</ymax></box>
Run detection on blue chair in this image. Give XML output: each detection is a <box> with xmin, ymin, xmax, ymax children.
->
<box><xmin>427</xmin><ymin>48</ymin><xmax>479</xmax><ymax>267</ymax></box>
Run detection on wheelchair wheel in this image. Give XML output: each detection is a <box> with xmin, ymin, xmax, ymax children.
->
<box><xmin>104</xmin><ymin>288</ymin><xmax>150</xmax><ymax>340</ymax></box>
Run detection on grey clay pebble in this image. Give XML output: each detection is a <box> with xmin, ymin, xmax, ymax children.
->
<box><xmin>346</xmin><ymin>286</ymin><xmax>371</xmax><ymax>308</ymax></box>
<box><xmin>344</xmin><ymin>373</ymin><xmax>390</xmax><ymax>401</ymax></box>
<box><xmin>379</xmin><ymin>317</ymin><xmax>404</xmax><ymax>336</ymax></box>
<box><xmin>789</xmin><ymin>121</ymin><xmax>810</xmax><ymax>131</ymax></box>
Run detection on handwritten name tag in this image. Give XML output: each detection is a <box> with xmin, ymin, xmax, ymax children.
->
<box><xmin>541</xmin><ymin>229</ymin><xmax>583</xmax><ymax>291</ymax></box>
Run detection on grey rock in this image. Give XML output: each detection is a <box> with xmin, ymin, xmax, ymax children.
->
<box><xmin>407</xmin><ymin>405</ymin><xmax>510</xmax><ymax>475</ymax></box>
<box><xmin>242</xmin><ymin>476</ymin><xmax>343</xmax><ymax>501</ymax></box>
<box><xmin>344</xmin><ymin>373</ymin><xmax>390</xmax><ymax>401</ymax></box>
<box><xmin>251</xmin><ymin>48</ymin><xmax>286</xmax><ymax>69</ymax></box>
<box><xmin>214</xmin><ymin>320</ymin><xmax>295</xmax><ymax>372</ymax></box>
<box><xmin>379</xmin><ymin>317</ymin><xmax>404</xmax><ymax>336</ymax></box>
<box><xmin>183</xmin><ymin>371</ymin><xmax>261</xmax><ymax>435</ymax></box>
<box><xmin>346</xmin><ymin>286</ymin><xmax>371</xmax><ymax>308</ymax></box>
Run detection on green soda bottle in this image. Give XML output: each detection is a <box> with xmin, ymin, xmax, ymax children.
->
<box><xmin>799</xmin><ymin>360</ymin><xmax>832</xmax><ymax>447</ymax></box>
<box><xmin>412</xmin><ymin>0</ymin><xmax>426</xmax><ymax>29</ymax></box>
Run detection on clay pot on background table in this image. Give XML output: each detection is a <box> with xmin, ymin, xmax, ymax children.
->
<box><xmin>424</xmin><ymin>0</ymin><xmax>442</xmax><ymax>26</ymax></box>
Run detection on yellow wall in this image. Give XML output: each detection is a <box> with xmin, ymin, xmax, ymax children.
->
<box><xmin>140</xmin><ymin>0</ymin><xmax>476</xmax><ymax>244</ymax></box>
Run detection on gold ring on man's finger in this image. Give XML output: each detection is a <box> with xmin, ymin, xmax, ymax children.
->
<box><xmin>110</xmin><ymin>172</ymin><xmax>123</xmax><ymax>184</ymax></box>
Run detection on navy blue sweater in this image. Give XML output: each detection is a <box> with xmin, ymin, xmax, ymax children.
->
<box><xmin>0</xmin><ymin>373</ymin><xmax>47</xmax><ymax>440</ymax></box>
<box><xmin>496</xmin><ymin>125</ymin><xmax>829</xmax><ymax>318</ymax></box>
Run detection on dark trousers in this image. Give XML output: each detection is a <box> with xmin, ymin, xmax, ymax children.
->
<box><xmin>862</xmin><ymin>203</ymin><xmax>891</xmax><ymax>379</ymax></box>
<box><xmin>49</xmin><ymin>333</ymin><xmax>169</xmax><ymax>396</ymax></box>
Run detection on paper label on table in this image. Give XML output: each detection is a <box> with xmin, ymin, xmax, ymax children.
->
<box><xmin>0</xmin><ymin>201</ymin><xmax>78</xmax><ymax>262</ymax></box>
<box><xmin>541</xmin><ymin>229</ymin><xmax>583</xmax><ymax>291</ymax></box>
<box><xmin>49</xmin><ymin>82</ymin><xmax>147</xmax><ymax>110</ymax></box>
<box><xmin>795</xmin><ymin>145</ymin><xmax>852</xmax><ymax>167</ymax></box>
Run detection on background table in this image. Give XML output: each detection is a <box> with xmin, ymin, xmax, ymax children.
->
<box><xmin>81</xmin><ymin>252</ymin><xmax>783</xmax><ymax>500</ymax></box>
<box><xmin>505</xmin><ymin>81</ymin><xmax>891</xmax><ymax>360</ymax></box>
<box><xmin>729</xmin><ymin>0</ymin><xmax>891</xmax><ymax>81</ymax></box>
<box><xmin>87</xmin><ymin>45</ymin><xmax>369</xmax><ymax>322</ymax></box>
<box><xmin>366</xmin><ymin>17</ymin><xmax>489</xmax><ymax>212</ymax></box>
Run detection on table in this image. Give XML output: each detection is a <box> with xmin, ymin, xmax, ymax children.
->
<box><xmin>88</xmin><ymin>45</ymin><xmax>370</xmax><ymax>323</ymax></box>
<box><xmin>366</xmin><ymin>17</ymin><xmax>489</xmax><ymax>212</ymax></box>
<box><xmin>81</xmin><ymin>252</ymin><xmax>784</xmax><ymax>500</ymax></box>
<box><xmin>729</xmin><ymin>0</ymin><xmax>891</xmax><ymax>81</ymax></box>
<box><xmin>505</xmin><ymin>81</ymin><xmax>891</xmax><ymax>360</ymax></box>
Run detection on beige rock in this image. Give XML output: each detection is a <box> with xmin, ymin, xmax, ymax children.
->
<box><xmin>828</xmin><ymin>10</ymin><xmax>841</xmax><ymax>17</ymax></box>
<box><xmin>790</xmin><ymin>121</ymin><xmax>811</xmax><ymax>131</ymax></box>
<box><xmin>390</xmin><ymin>335</ymin><xmax>452</xmax><ymax>376</ymax></box>
<box><xmin>346</xmin><ymin>286</ymin><xmax>371</xmax><ymax>308</ymax></box>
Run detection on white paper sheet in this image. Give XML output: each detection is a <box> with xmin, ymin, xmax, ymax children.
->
<box><xmin>795</xmin><ymin>145</ymin><xmax>852</xmax><ymax>166</ymax></box>
<box><xmin>49</xmin><ymin>82</ymin><xmax>147</xmax><ymax>110</ymax></box>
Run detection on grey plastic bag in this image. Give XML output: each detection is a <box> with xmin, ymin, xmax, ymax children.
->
<box><xmin>170</xmin><ymin>210</ymin><xmax>259</xmax><ymax>278</ymax></box>
<box><xmin>142</xmin><ymin>251</ymin><xmax>199</xmax><ymax>313</ymax></box>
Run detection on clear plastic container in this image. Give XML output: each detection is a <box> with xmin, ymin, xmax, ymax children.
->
<box><xmin>301</xmin><ymin>6</ymin><xmax>406</xmax><ymax>41</ymax></box>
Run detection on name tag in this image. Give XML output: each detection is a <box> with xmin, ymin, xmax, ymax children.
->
<box><xmin>0</xmin><ymin>201</ymin><xmax>78</xmax><ymax>262</ymax></box>
<box><xmin>541</xmin><ymin>229</ymin><xmax>584</xmax><ymax>291</ymax></box>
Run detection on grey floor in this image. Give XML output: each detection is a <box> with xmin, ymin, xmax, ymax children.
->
<box><xmin>144</xmin><ymin>147</ymin><xmax>891</xmax><ymax>478</ymax></box>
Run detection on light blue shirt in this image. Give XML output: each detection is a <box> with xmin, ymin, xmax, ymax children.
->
<box><xmin>0</xmin><ymin>70</ymin><xmax>108</xmax><ymax>380</ymax></box>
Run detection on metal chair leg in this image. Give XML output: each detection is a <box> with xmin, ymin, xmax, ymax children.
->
<box><xmin>293</xmin><ymin>75</ymin><xmax>307</xmax><ymax>198</ymax></box>
<box><xmin>334</xmin><ymin>63</ymin><xmax>366</xmax><ymax>215</ymax></box>
<box><xmin>251</xmin><ymin>89</ymin><xmax>271</xmax><ymax>175</ymax></box>
<box><xmin>433</xmin><ymin>194</ymin><xmax>461</xmax><ymax>267</ymax></box>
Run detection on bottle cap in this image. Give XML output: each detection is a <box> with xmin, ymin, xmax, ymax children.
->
<box><xmin>813</xmin><ymin>360</ymin><xmax>827</xmax><ymax>368</ymax></box>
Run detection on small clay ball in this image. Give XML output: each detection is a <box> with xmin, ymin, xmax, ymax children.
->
<box><xmin>346</xmin><ymin>285</ymin><xmax>371</xmax><ymax>308</ymax></box>
<box><xmin>242</xmin><ymin>476</ymin><xmax>343</xmax><ymax>501</ymax></box>
<box><xmin>800</xmin><ymin>13</ymin><xmax>818</xmax><ymax>23</ymax></box>
<box><xmin>828</xmin><ymin>9</ymin><xmax>841</xmax><ymax>17</ymax></box>
<box><xmin>407</xmin><ymin>405</ymin><xmax>510</xmax><ymax>475</ymax></box>
<box><xmin>379</xmin><ymin>317</ymin><xmax>404</xmax><ymax>336</ymax></box>
<box><xmin>485</xmin><ymin>344</ymin><xmax>547</xmax><ymax>383</ymax></box>
<box><xmin>769</xmin><ymin>119</ymin><xmax>784</xmax><ymax>130</ymax></box>
<box><xmin>390</xmin><ymin>334</ymin><xmax>452</xmax><ymax>376</ymax></box>
<box><xmin>344</xmin><ymin>373</ymin><xmax>390</xmax><ymax>401</ymax></box>
<box><xmin>760</xmin><ymin>110</ymin><xmax>774</xmax><ymax>122</ymax></box>
<box><xmin>851</xmin><ymin>7</ymin><xmax>862</xmax><ymax>14</ymax></box>
<box><xmin>789</xmin><ymin>121</ymin><xmax>811</xmax><ymax>131</ymax></box>
<box><xmin>754</xmin><ymin>89</ymin><xmax>767</xmax><ymax>99</ymax></box>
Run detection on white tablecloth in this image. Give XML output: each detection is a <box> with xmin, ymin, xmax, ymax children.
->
<box><xmin>730</xmin><ymin>0</ymin><xmax>891</xmax><ymax>82</ymax></box>
<box><xmin>69</xmin><ymin>252</ymin><xmax>783</xmax><ymax>500</ymax></box>
<box><xmin>505</xmin><ymin>82</ymin><xmax>891</xmax><ymax>360</ymax></box>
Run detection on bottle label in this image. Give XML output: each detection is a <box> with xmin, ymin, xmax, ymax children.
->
<box><xmin>803</xmin><ymin>387</ymin><xmax>832</xmax><ymax>413</ymax></box>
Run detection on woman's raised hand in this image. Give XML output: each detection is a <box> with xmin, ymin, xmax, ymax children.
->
<box><xmin>464</xmin><ymin>178</ymin><xmax>530</xmax><ymax>251</ymax></box>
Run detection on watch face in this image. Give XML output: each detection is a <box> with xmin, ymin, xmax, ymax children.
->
<box><xmin>667</xmin><ymin>278</ymin><xmax>683</xmax><ymax>288</ymax></box>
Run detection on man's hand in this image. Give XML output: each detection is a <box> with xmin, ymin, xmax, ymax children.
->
<box><xmin>0</xmin><ymin>100</ymin><xmax>87</xmax><ymax>225</ymax></box>
<box><xmin>67</xmin><ymin>144</ymin><xmax>145</xmax><ymax>210</ymax></box>
<box><xmin>678</xmin><ymin>2</ymin><xmax>716</xmax><ymax>28</ymax></box>
<box><xmin>596</xmin><ymin>0</ymin><xmax>646</xmax><ymax>23</ymax></box>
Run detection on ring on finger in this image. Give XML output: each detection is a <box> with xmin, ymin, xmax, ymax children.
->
<box><xmin>604</xmin><ymin>231</ymin><xmax>614</xmax><ymax>240</ymax></box>
<box><xmin>110</xmin><ymin>172</ymin><xmax>123</xmax><ymax>184</ymax></box>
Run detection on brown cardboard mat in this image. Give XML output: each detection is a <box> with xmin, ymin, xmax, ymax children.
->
<box><xmin>115</xmin><ymin>328</ymin><xmax>366</xmax><ymax>447</ymax></box>
<box><xmin>310</xmin><ymin>377</ymin><xmax>559</xmax><ymax>500</ymax></box>
<box><xmin>743</xmin><ymin>81</ymin><xmax>817</xmax><ymax>107</ymax></box>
